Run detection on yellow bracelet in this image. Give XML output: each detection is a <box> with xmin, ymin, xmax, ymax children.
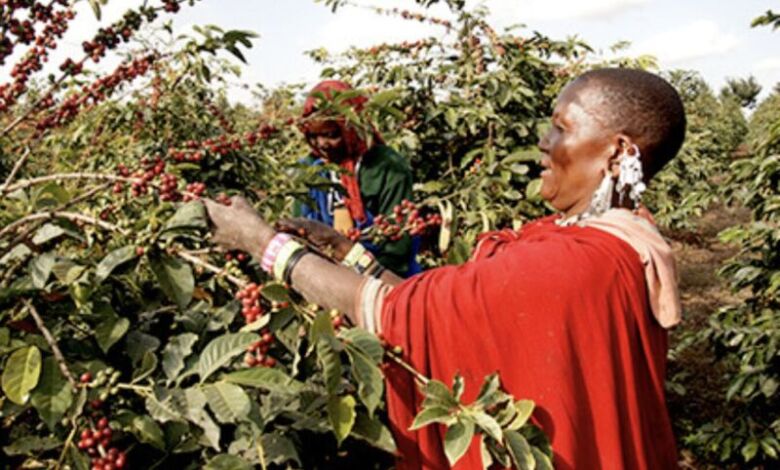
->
<box><xmin>273</xmin><ymin>240</ymin><xmax>305</xmax><ymax>281</ymax></box>
<box><xmin>342</xmin><ymin>242</ymin><xmax>367</xmax><ymax>267</ymax></box>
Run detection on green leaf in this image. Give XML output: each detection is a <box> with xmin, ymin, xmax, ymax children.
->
<box><xmin>132</xmin><ymin>414</ymin><xmax>165</xmax><ymax>450</ymax></box>
<box><xmin>223</xmin><ymin>367</ymin><xmax>303</xmax><ymax>394</ymax></box>
<box><xmin>472</xmin><ymin>411</ymin><xmax>503</xmax><ymax>442</ymax></box>
<box><xmin>309</xmin><ymin>310</ymin><xmax>336</xmax><ymax>345</ymax></box>
<box><xmin>507</xmin><ymin>399</ymin><xmax>535</xmax><ymax>431</ymax></box>
<box><xmin>2</xmin><ymin>435</ymin><xmax>61</xmax><ymax>456</ymax></box>
<box><xmin>31</xmin><ymin>357</ymin><xmax>73</xmax><ymax>429</ymax></box>
<box><xmin>327</xmin><ymin>395</ymin><xmax>356</xmax><ymax>446</ymax></box>
<box><xmin>340</xmin><ymin>328</ymin><xmax>384</xmax><ymax>364</ymax></box>
<box><xmin>51</xmin><ymin>259</ymin><xmax>86</xmax><ymax>284</ymax></box>
<box><xmin>125</xmin><ymin>331</ymin><xmax>160</xmax><ymax>364</ymax></box>
<box><xmin>422</xmin><ymin>379</ymin><xmax>458</xmax><ymax>408</ymax></box>
<box><xmin>95</xmin><ymin>316</ymin><xmax>130</xmax><ymax>353</ymax></box>
<box><xmin>149</xmin><ymin>252</ymin><xmax>194</xmax><ymax>309</ymax></box>
<box><xmin>196</xmin><ymin>332</ymin><xmax>258</xmax><ymax>382</ymax></box>
<box><xmin>260</xmin><ymin>283</ymin><xmax>290</xmax><ymax>303</ymax></box>
<box><xmin>345</xmin><ymin>344</ymin><xmax>383</xmax><ymax>416</ymax></box>
<box><xmin>145</xmin><ymin>392</ymin><xmax>184</xmax><ymax>423</ymax></box>
<box><xmin>162</xmin><ymin>201</ymin><xmax>208</xmax><ymax>234</ymax></box>
<box><xmin>525</xmin><ymin>178</ymin><xmax>543</xmax><ymax>201</ymax></box>
<box><xmin>410</xmin><ymin>406</ymin><xmax>454</xmax><ymax>430</ymax></box>
<box><xmin>742</xmin><ymin>438</ymin><xmax>759</xmax><ymax>462</ymax></box>
<box><xmin>87</xmin><ymin>0</ymin><xmax>102</xmax><ymax>20</ymax></box>
<box><xmin>162</xmin><ymin>333</ymin><xmax>198</xmax><ymax>381</ymax></box>
<box><xmin>352</xmin><ymin>412</ymin><xmax>397</xmax><ymax>453</ymax></box>
<box><xmin>132</xmin><ymin>351</ymin><xmax>158</xmax><ymax>382</ymax></box>
<box><xmin>310</xmin><ymin>312</ymin><xmax>343</xmax><ymax>394</ymax></box>
<box><xmin>31</xmin><ymin>252</ymin><xmax>56</xmax><ymax>288</ymax></box>
<box><xmin>32</xmin><ymin>224</ymin><xmax>66</xmax><ymax>245</ymax></box>
<box><xmin>203</xmin><ymin>382</ymin><xmax>251</xmax><ymax>424</ymax></box>
<box><xmin>34</xmin><ymin>182</ymin><xmax>69</xmax><ymax>208</ymax></box>
<box><xmin>2</xmin><ymin>345</ymin><xmax>42</xmax><ymax>405</ymax></box>
<box><xmin>95</xmin><ymin>246</ymin><xmax>137</xmax><ymax>282</ymax></box>
<box><xmin>476</xmin><ymin>373</ymin><xmax>501</xmax><ymax>406</ymax></box>
<box><xmin>505</xmin><ymin>430</ymin><xmax>536</xmax><ymax>470</ymax></box>
<box><xmin>444</xmin><ymin>418</ymin><xmax>475</xmax><ymax>465</ymax></box>
<box><xmin>261</xmin><ymin>433</ymin><xmax>302</xmax><ymax>466</ymax></box>
<box><xmin>531</xmin><ymin>447</ymin><xmax>554</xmax><ymax>470</ymax></box>
<box><xmin>204</xmin><ymin>454</ymin><xmax>253</xmax><ymax>470</ymax></box>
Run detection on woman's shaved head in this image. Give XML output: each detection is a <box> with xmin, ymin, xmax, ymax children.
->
<box><xmin>566</xmin><ymin>68</ymin><xmax>686</xmax><ymax>179</ymax></box>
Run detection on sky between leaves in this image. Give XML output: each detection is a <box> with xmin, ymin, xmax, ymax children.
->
<box><xmin>2</xmin><ymin>0</ymin><xmax>779</xmax><ymax>104</ymax></box>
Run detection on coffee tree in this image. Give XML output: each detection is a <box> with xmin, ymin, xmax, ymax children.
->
<box><xmin>643</xmin><ymin>69</ymin><xmax>747</xmax><ymax>230</ymax></box>
<box><xmin>687</xmin><ymin>87</ymin><xmax>780</xmax><ymax>466</ymax></box>
<box><xmin>0</xmin><ymin>1</ymin><xmax>559</xmax><ymax>468</ymax></box>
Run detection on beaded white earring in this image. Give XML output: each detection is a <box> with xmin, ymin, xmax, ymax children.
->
<box><xmin>616</xmin><ymin>144</ymin><xmax>646</xmax><ymax>207</ymax></box>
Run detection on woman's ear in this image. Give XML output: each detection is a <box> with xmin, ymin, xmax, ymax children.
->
<box><xmin>609</xmin><ymin>134</ymin><xmax>635</xmax><ymax>177</ymax></box>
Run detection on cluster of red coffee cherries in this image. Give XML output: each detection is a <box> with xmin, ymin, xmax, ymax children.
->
<box><xmin>366</xmin><ymin>38</ymin><xmax>436</xmax><ymax>57</ymax></box>
<box><xmin>236</xmin><ymin>282</ymin><xmax>264</xmax><ymax>323</ymax></box>
<box><xmin>35</xmin><ymin>54</ymin><xmax>155</xmax><ymax>133</ymax></box>
<box><xmin>215</xmin><ymin>192</ymin><xmax>232</xmax><ymax>206</ymax></box>
<box><xmin>77</xmin><ymin>417</ymin><xmax>125</xmax><ymax>464</ymax></box>
<box><xmin>371</xmin><ymin>6</ymin><xmax>451</xmax><ymax>29</ymax></box>
<box><xmin>244</xmin><ymin>330</ymin><xmax>277</xmax><ymax>368</ymax></box>
<box><xmin>182</xmin><ymin>181</ymin><xmax>207</xmax><ymax>201</ymax></box>
<box><xmin>80</xmin><ymin>4</ymin><xmax>178</xmax><ymax>63</ymax></box>
<box><xmin>223</xmin><ymin>250</ymin><xmax>248</xmax><ymax>263</ymax></box>
<box><xmin>206</xmin><ymin>101</ymin><xmax>233</xmax><ymax>133</ymax></box>
<box><xmin>158</xmin><ymin>172</ymin><xmax>179</xmax><ymax>201</ymax></box>
<box><xmin>348</xmin><ymin>200</ymin><xmax>443</xmax><ymax>242</ymax></box>
<box><xmin>167</xmin><ymin>122</ymin><xmax>281</xmax><ymax>162</ymax></box>
<box><xmin>0</xmin><ymin>5</ymin><xmax>73</xmax><ymax>112</ymax></box>
<box><xmin>162</xmin><ymin>0</ymin><xmax>180</xmax><ymax>13</ymax></box>
<box><xmin>76</xmin><ymin>373</ymin><xmax>127</xmax><ymax>469</ymax></box>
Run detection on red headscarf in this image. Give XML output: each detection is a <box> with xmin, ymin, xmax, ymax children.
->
<box><xmin>300</xmin><ymin>80</ymin><xmax>382</xmax><ymax>224</ymax></box>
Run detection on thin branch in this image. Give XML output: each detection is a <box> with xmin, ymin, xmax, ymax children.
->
<box><xmin>1</xmin><ymin>146</ymin><xmax>31</xmax><ymax>194</ymax></box>
<box><xmin>0</xmin><ymin>210</ymin><xmax>127</xmax><ymax>239</ymax></box>
<box><xmin>175</xmin><ymin>248</ymin><xmax>247</xmax><ymax>286</ymax></box>
<box><xmin>0</xmin><ymin>183</ymin><xmax>111</xmax><ymax>260</ymax></box>
<box><xmin>2</xmin><ymin>172</ymin><xmax>139</xmax><ymax>195</ymax></box>
<box><xmin>23</xmin><ymin>299</ymin><xmax>78</xmax><ymax>389</ymax></box>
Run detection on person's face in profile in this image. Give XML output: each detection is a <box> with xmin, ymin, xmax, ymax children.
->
<box><xmin>305</xmin><ymin>120</ymin><xmax>347</xmax><ymax>163</ymax></box>
<box><xmin>538</xmin><ymin>82</ymin><xmax>617</xmax><ymax>216</ymax></box>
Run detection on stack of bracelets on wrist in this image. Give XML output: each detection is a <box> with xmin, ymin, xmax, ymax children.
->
<box><xmin>261</xmin><ymin>233</ymin><xmax>307</xmax><ymax>285</ymax></box>
<box><xmin>342</xmin><ymin>243</ymin><xmax>385</xmax><ymax>278</ymax></box>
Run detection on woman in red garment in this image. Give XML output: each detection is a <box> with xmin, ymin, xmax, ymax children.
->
<box><xmin>204</xmin><ymin>68</ymin><xmax>686</xmax><ymax>469</ymax></box>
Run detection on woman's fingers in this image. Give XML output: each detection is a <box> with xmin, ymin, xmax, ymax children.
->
<box><xmin>202</xmin><ymin>197</ymin><xmax>274</xmax><ymax>252</ymax></box>
<box><xmin>275</xmin><ymin>218</ymin><xmax>308</xmax><ymax>237</ymax></box>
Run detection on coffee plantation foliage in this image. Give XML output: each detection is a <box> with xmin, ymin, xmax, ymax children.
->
<box><xmin>0</xmin><ymin>0</ymin><xmax>777</xmax><ymax>469</ymax></box>
<box><xmin>643</xmin><ymin>70</ymin><xmax>747</xmax><ymax>230</ymax></box>
<box><xmin>0</xmin><ymin>2</ymin><xmax>578</xmax><ymax>468</ymax></box>
<box><xmin>684</xmin><ymin>88</ymin><xmax>780</xmax><ymax>466</ymax></box>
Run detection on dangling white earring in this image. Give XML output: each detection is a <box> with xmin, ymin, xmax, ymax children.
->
<box><xmin>587</xmin><ymin>169</ymin><xmax>615</xmax><ymax>216</ymax></box>
<box><xmin>616</xmin><ymin>144</ymin><xmax>646</xmax><ymax>207</ymax></box>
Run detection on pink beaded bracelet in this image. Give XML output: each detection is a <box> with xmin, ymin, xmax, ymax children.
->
<box><xmin>260</xmin><ymin>233</ymin><xmax>291</xmax><ymax>273</ymax></box>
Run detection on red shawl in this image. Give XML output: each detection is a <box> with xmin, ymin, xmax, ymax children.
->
<box><xmin>301</xmin><ymin>80</ymin><xmax>380</xmax><ymax>223</ymax></box>
<box><xmin>381</xmin><ymin>216</ymin><xmax>678</xmax><ymax>469</ymax></box>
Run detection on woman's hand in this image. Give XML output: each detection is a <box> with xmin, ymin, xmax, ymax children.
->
<box><xmin>203</xmin><ymin>196</ymin><xmax>275</xmax><ymax>257</ymax></box>
<box><xmin>275</xmin><ymin>217</ymin><xmax>353</xmax><ymax>262</ymax></box>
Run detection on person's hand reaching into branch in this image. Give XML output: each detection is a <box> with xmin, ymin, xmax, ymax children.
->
<box><xmin>275</xmin><ymin>217</ymin><xmax>353</xmax><ymax>261</ymax></box>
<box><xmin>202</xmin><ymin>196</ymin><xmax>275</xmax><ymax>257</ymax></box>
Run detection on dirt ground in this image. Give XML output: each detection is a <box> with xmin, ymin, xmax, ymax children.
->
<box><xmin>662</xmin><ymin>204</ymin><xmax>752</xmax><ymax>468</ymax></box>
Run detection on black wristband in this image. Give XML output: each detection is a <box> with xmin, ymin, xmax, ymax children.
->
<box><xmin>282</xmin><ymin>249</ymin><xmax>308</xmax><ymax>285</ymax></box>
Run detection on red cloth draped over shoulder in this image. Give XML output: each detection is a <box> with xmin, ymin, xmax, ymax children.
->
<box><xmin>381</xmin><ymin>216</ymin><xmax>678</xmax><ymax>470</ymax></box>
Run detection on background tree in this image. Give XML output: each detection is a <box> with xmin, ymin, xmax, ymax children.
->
<box><xmin>720</xmin><ymin>75</ymin><xmax>763</xmax><ymax>109</ymax></box>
